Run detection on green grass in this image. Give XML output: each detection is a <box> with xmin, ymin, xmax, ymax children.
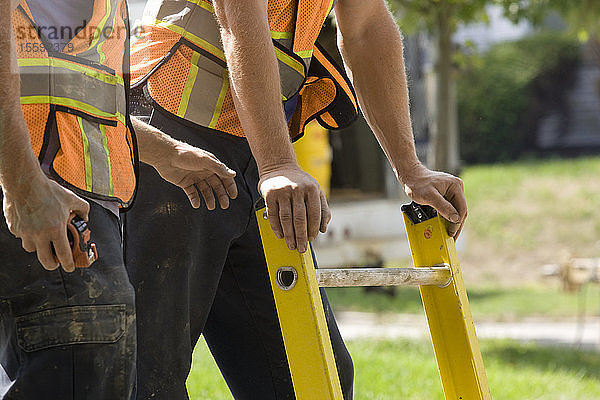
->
<box><xmin>325</xmin><ymin>284</ymin><xmax>600</xmax><ymax>320</ymax></box>
<box><xmin>461</xmin><ymin>156</ymin><xmax>600</xmax><ymax>256</ymax></box>
<box><xmin>187</xmin><ymin>337</ymin><xmax>600</xmax><ymax>399</ymax></box>
<box><xmin>186</xmin><ymin>339</ymin><xmax>231</xmax><ymax>399</ymax></box>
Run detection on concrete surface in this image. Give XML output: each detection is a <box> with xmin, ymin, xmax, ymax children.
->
<box><xmin>336</xmin><ymin>311</ymin><xmax>600</xmax><ymax>350</ymax></box>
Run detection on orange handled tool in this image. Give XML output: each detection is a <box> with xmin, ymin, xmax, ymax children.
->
<box><xmin>53</xmin><ymin>213</ymin><xmax>98</xmax><ymax>268</ymax></box>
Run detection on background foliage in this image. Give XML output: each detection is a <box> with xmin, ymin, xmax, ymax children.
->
<box><xmin>457</xmin><ymin>32</ymin><xmax>580</xmax><ymax>164</ymax></box>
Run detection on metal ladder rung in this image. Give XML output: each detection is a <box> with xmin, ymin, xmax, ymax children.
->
<box><xmin>315</xmin><ymin>265</ymin><xmax>451</xmax><ymax>287</ymax></box>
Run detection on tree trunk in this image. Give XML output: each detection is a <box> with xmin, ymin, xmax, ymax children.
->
<box><xmin>428</xmin><ymin>5</ymin><xmax>460</xmax><ymax>174</ymax></box>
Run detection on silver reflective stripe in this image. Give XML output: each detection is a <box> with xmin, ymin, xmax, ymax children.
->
<box><xmin>81</xmin><ymin>118</ymin><xmax>112</xmax><ymax>194</ymax></box>
<box><xmin>145</xmin><ymin>0</ymin><xmax>224</xmax><ymax>61</ymax></box>
<box><xmin>302</xmin><ymin>56</ymin><xmax>313</xmax><ymax>71</ymax></box>
<box><xmin>279</xmin><ymin>62</ymin><xmax>304</xmax><ymax>99</ymax></box>
<box><xmin>195</xmin><ymin>51</ymin><xmax>224</xmax><ymax>77</ymax></box>
<box><xmin>182</xmin><ymin>63</ymin><xmax>226</xmax><ymax>126</ymax></box>
<box><xmin>116</xmin><ymin>83</ymin><xmax>126</xmax><ymax>120</ymax></box>
<box><xmin>273</xmin><ymin>38</ymin><xmax>293</xmax><ymax>50</ymax></box>
<box><xmin>151</xmin><ymin>0</ymin><xmax>306</xmax><ymax>102</ymax></box>
<box><xmin>274</xmin><ymin>46</ymin><xmax>306</xmax><ymax>100</ymax></box>
<box><xmin>19</xmin><ymin>63</ymin><xmax>122</xmax><ymax>118</ymax></box>
<box><xmin>273</xmin><ymin>37</ymin><xmax>306</xmax><ymax>98</ymax></box>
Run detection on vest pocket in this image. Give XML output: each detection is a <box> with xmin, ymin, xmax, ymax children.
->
<box><xmin>287</xmin><ymin>43</ymin><xmax>359</xmax><ymax>140</ymax></box>
<box><xmin>15</xmin><ymin>304</ymin><xmax>126</xmax><ymax>352</ymax></box>
<box><xmin>51</xmin><ymin>108</ymin><xmax>128</xmax><ymax>201</ymax></box>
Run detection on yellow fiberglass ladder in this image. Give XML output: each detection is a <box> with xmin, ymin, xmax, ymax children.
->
<box><xmin>255</xmin><ymin>200</ymin><xmax>492</xmax><ymax>400</ymax></box>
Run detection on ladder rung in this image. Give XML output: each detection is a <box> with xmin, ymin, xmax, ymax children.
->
<box><xmin>316</xmin><ymin>265</ymin><xmax>451</xmax><ymax>287</ymax></box>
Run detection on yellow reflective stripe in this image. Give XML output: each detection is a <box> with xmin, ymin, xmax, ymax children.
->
<box><xmin>78</xmin><ymin>117</ymin><xmax>94</xmax><ymax>192</ymax></box>
<box><xmin>271</xmin><ymin>31</ymin><xmax>293</xmax><ymax>40</ymax></box>
<box><xmin>274</xmin><ymin>47</ymin><xmax>304</xmax><ymax>76</ymax></box>
<box><xmin>149</xmin><ymin>18</ymin><xmax>226</xmax><ymax>61</ymax></box>
<box><xmin>99</xmin><ymin>124</ymin><xmax>114</xmax><ymax>196</ymax></box>
<box><xmin>18</xmin><ymin>58</ymin><xmax>124</xmax><ymax>87</ymax></box>
<box><xmin>208</xmin><ymin>70</ymin><xmax>229</xmax><ymax>128</ymax></box>
<box><xmin>114</xmin><ymin>112</ymin><xmax>125</xmax><ymax>125</ymax></box>
<box><xmin>20</xmin><ymin>96</ymin><xmax>126</xmax><ymax>125</ymax></box>
<box><xmin>177</xmin><ymin>51</ymin><xmax>201</xmax><ymax>117</ymax></box>
<box><xmin>295</xmin><ymin>49</ymin><xmax>313</xmax><ymax>59</ymax></box>
<box><xmin>97</xmin><ymin>44</ymin><xmax>107</xmax><ymax>65</ymax></box>
<box><xmin>186</xmin><ymin>0</ymin><xmax>214</xmax><ymax>13</ymax></box>
<box><xmin>327</xmin><ymin>0</ymin><xmax>335</xmax><ymax>14</ymax></box>
<box><xmin>96</xmin><ymin>0</ymin><xmax>118</xmax><ymax>64</ymax></box>
<box><xmin>113</xmin><ymin>112</ymin><xmax>125</xmax><ymax>126</ymax></box>
<box><xmin>86</xmin><ymin>0</ymin><xmax>112</xmax><ymax>57</ymax></box>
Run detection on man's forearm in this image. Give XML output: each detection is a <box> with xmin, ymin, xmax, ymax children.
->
<box><xmin>0</xmin><ymin>3</ymin><xmax>45</xmax><ymax>191</ymax></box>
<box><xmin>335</xmin><ymin>0</ymin><xmax>467</xmax><ymax>238</ymax></box>
<box><xmin>131</xmin><ymin>116</ymin><xmax>180</xmax><ymax>166</ymax></box>
<box><xmin>335</xmin><ymin>2</ymin><xmax>421</xmax><ymax>182</ymax></box>
<box><xmin>131</xmin><ymin>116</ymin><xmax>237</xmax><ymax>210</ymax></box>
<box><xmin>213</xmin><ymin>0</ymin><xmax>298</xmax><ymax>175</ymax></box>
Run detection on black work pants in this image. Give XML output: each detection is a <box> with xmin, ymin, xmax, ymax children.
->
<box><xmin>0</xmin><ymin>199</ymin><xmax>136</xmax><ymax>400</ymax></box>
<box><xmin>124</xmin><ymin>109</ymin><xmax>353</xmax><ymax>399</ymax></box>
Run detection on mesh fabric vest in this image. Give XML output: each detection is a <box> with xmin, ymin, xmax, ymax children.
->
<box><xmin>12</xmin><ymin>0</ymin><xmax>137</xmax><ymax>207</ymax></box>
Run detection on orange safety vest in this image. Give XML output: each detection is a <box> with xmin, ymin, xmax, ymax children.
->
<box><xmin>12</xmin><ymin>0</ymin><xmax>138</xmax><ymax>207</ymax></box>
<box><xmin>131</xmin><ymin>0</ymin><xmax>358</xmax><ymax>140</ymax></box>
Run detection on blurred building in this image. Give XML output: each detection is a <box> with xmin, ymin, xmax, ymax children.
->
<box><xmin>456</xmin><ymin>5</ymin><xmax>600</xmax><ymax>156</ymax></box>
<box><xmin>537</xmin><ymin>40</ymin><xmax>600</xmax><ymax>153</ymax></box>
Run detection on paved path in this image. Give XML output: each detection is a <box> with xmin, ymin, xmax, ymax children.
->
<box><xmin>336</xmin><ymin>311</ymin><xmax>600</xmax><ymax>350</ymax></box>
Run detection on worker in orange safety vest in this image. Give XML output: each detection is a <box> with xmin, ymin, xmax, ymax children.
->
<box><xmin>0</xmin><ymin>1</ymin><xmax>237</xmax><ymax>398</ymax></box>
<box><xmin>125</xmin><ymin>0</ymin><xmax>468</xmax><ymax>399</ymax></box>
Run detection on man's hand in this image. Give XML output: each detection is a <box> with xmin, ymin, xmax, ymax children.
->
<box><xmin>400</xmin><ymin>164</ymin><xmax>467</xmax><ymax>239</ymax></box>
<box><xmin>2</xmin><ymin>174</ymin><xmax>90</xmax><ymax>272</ymax></box>
<box><xmin>131</xmin><ymin>117</ymin><xmax>238</xmax><ymax>209</ymax></box>
<box><xmin>152</xmin><ymin>143</ymin><xmax>238</xmax><ymax>210</ymax></box>
<box><xmin>259</xmin><ymin>166</ymin><xmax>330</xmax><ymax>253</ymax></box>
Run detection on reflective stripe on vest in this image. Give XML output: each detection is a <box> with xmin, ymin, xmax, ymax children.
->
<box><xmin>177</xmin><ymin>51</ymin><xmax>230</xmax><ymax>128</ymax></box>
<box><xmin>18</xmin><ymin>58</ymin><xmax>126</xmax><ymax>125</ymax></box>
<box><xmin>77</xmin><ymin>0</ymin><xmax>121</xmax><ymax>64</ymax></box>
<box><xmin>77</xmin><ymin>116</ymin><xmax>114</xmax><ymax>195</ymax></box>
<box><xmin>13</xmin><ymin>0</ymin><xmax>136</xmax><ymax>206</ymax></box>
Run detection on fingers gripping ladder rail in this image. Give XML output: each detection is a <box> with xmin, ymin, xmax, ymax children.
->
<box><xmin>255</xmin><ymin>200</ymin><xmax>491</xmax><ymax>399</ymax></box>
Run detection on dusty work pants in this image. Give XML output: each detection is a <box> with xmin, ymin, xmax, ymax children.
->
<box><xmin>0</xmin><ymin>199</ymin><xmax>136</xmax><ymax>399</ymax></box>
<box><xmin>124</xmin><ymin>108</ymin><xmax>353</xmax><ymax>399</ymax></box>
